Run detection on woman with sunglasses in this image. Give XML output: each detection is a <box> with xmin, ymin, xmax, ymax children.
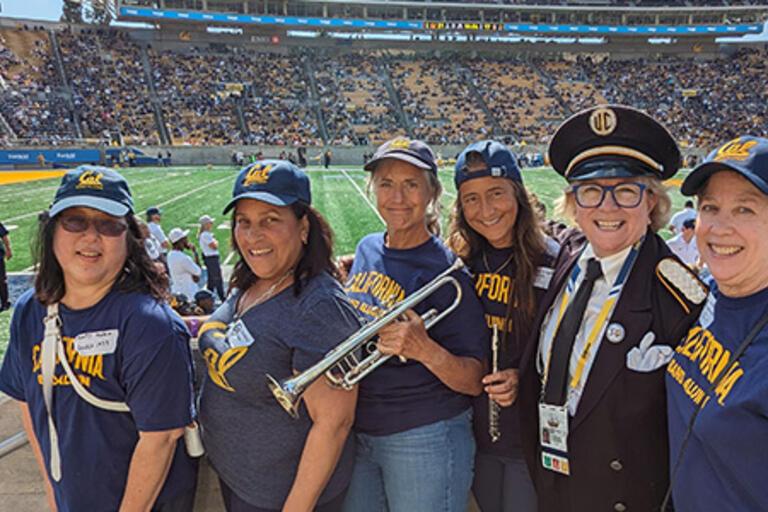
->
<box><xmin>198</xmin><ymin>161</ymin><xmax>360</xmax><ymax>511</ymax></box>
<box><xmin>0</xmin><ymin>166</ymin><xmax>198</xmax><ymax>511</ymax></box>
<box><xmin>517</xmin><ymin>106</ymin><xmax>706</xmax><ymax>512</ymax></box>
<box><xmin>447</xmin><ymin>140</ymin><xmax>558</xmax><ymax>512</ymax></box>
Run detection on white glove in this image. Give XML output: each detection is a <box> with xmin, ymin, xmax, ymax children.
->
<box><xmin>626</xmin><ymin>331</ymin><xmax>674</xmax><ymax>373</ymax></box>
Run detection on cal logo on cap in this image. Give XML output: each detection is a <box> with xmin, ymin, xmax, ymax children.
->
<box><xmin>713</xmin><ymin>137</ymin><xmax>757</xmax><ymax>163</ymax></box>
<box><xmin>76</xmin><ymin>170</ymin><xmax>104</xmax><ymax>190</ymax></box>
<box><xmin>243</xmin><ymin>164</ymin><xmax>272</xmax><ymax>186</ymax></box>
<box><xmin>390</xmin><ymin>137</ymin><xmax>412</xmax><ymax>150</ymax></box>
<box><xmin>588</xmin><ymin>107</ymin><xmax>617</xmax><ymax>136</ymax></box>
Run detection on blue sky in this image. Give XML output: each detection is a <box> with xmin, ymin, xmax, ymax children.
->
<box><xmin>3</xmin><ymin>0</ymin><xmax>62</xmax><ymax>21</ymax></box>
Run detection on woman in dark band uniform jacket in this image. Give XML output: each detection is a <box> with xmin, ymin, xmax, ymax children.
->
<box><xmin>517</xmin><ymin>106</ymin><xmax>707</xmax><ymax>512</ymax></box>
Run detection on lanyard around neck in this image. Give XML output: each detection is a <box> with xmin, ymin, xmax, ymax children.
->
<box><xmin>542</xmin><ymin>238</ymin><xmax>643</xmax><ymax>398</ymax></box>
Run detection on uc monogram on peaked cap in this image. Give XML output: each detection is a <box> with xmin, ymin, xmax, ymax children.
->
<box><xmin>76</xmin><ymin>169</ymin><xmax>104</xmax><ymax>190</ymax></box>
<box><xmin>243</xmin><ymin>164</ymin><xmax>272</xmax><ymax>186</ymax></box>
<box><xmin>588</xmin><ymin>107</ymin><xmax>617</xmax><ymax>137</ymax></box>
<box><xmin>713</xmin><ymin>137</ymin><xmax>758</xmax><ymax>163</ymax></box>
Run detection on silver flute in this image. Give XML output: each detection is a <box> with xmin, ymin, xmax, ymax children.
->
<box><xmin>489</xmin><ymin>324</ymin><xmax>501</xmax><ymax>443</ymax></box>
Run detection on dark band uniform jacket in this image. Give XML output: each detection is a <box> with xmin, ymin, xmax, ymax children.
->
<box><xmin>519</xmin><ymin>229</ymin><xmax>706</xmax><ymax>512</ymax></box>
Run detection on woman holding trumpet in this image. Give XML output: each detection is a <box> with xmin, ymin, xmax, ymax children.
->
<box><xmin>341</xmin><ymin>137</ymin><xmax>489</xmax><ymax>512</ymax></box>
<box><xmin>198</xmin><ymin>160</ymin><xmax>361</xmax><ymax>511</ymax></box>
<box><xmin>448</xmin><ymin>140</ymin><xmax>557</xmax><ymax>512</ymax></box>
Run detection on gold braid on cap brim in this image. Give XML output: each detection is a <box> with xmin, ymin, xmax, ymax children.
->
<box><xmin>565</xmin><ymin>145</ymin><xmax>663</xmax><ymax>177</ymax></box>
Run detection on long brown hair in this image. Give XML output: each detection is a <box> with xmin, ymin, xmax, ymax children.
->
<box><xmin>33</xmin><ymin>211</ymin><xmax>167</xmax><ymax>305</ymax></box>
<box><xmin>228</xmin><ymin>201</ymin><xmax>340</xmax><ymax>296</ymax></box>
<box><xmin>447</xmin><ymin>180</ymin><xmax>547</xmax><ymax>353</ymax></box>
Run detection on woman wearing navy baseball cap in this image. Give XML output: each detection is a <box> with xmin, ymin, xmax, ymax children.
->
<box><xmin>198</xmin><ymin>160</ymin><xmax>361</xmax><ymax>511</ymax></box>
<box><xmin>447</xmin><ymin>140</ymin><xmax>559</xmax><ymax>512</ymax></box>
<box><xmin>0</xmin><ymin>165</ymin><xmax>198</xmax><ymax>511</ymax></box>
<box><xmin>666</xmin><ymin>136</ymin><xmax>768</xmax><ymax>511</ymax></box>
<box><xmin>342</xmin><ymin>138</ymin><xmax>489</xmax><ymax>512</ymax></box>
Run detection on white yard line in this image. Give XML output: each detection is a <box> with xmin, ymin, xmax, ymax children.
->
<box><xmin>339</xmin><ymin>168</ymin><xmax>385</xmax><ymax>225</ymax></box>
<box><xmin>155</xmin><ymin>175</ymin><xmax>232</xmax><ymax>209</ymax></box>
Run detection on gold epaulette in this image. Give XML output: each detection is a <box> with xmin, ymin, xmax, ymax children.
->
<box><xmin>655</xmin><ymin>258</ymin><xmax>708</xmax><ymax>314</ymax></box>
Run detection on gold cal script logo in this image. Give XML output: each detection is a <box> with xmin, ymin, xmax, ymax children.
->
<box><xmin>713</xmin><ymin>137</ymin><xmax>757</xmax><ymax>162</ymax></box>
<box><xmin>243</xmin><ymin>164</ymin><xmax>272</xmax><ymax>186</ymax></box>
<box><xmin>390</xmin><ymin>138</ymin><xmax>412</xmax><ymax>150</ymax></box>
<box><xmin>76</xmin><ymin>170</ymin><xmax>104</xmax><ymax>190</ymax></box>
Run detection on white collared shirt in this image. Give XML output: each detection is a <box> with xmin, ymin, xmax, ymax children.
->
<box><xmin>537</xmin><ymin>243</ymin><xmax>633</xmax><ymax>416</ymax></box>
<box><xmin>667</xmin><ymin>234</ymin><xmax>699</xmax><ymax>267</ymax></box>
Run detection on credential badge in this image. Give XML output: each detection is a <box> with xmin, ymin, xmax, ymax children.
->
<box><xmin>606</xmin><ymin>322</ymin><xmax>625</xmax><ymax>344</ymax></box>
<box><xmin>589</xmin><ymin>107</ymin><xmax>617</xmax><ymax>136</ymax></box>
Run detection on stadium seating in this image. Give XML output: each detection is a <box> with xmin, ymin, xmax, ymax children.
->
<box><xmin>0</xmin><ymin>25</ymin><xmax>766</xmax><ymax>149</ymax></box>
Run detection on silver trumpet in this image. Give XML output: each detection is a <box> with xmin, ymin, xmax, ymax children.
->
<box><xmin>266</xmin><ymin>258</ymin><xmax>465</xmax><ymax>419</ymax></box>
<box><xmin>489</xmin><ymin>324</ymin><xmax>501</xmax><ymax>443</ymax></box>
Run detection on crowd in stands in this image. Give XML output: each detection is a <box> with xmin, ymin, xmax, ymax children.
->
<box><xmin>0</xmin><ymin>25</ymin><xmax>766</xmax><ymax>149</ymax></box>
<box><xmin>58</xmin><ymin>28</ymin><xmax>160</xmax><ymax>145</ymax></box>
<box><xmin>389</xmin><ymin>57</ymin><xmax>493</xmax><ymax>145</ymax></box>
<box><xmin>0</xmin><ymin>26</ymin><xmax>76</xmax><ymax>145</ymax></box>
<box><xmin>315</xmin><ymin>53</ymin><xmax>401</xmax><ymax>146</ymax></box>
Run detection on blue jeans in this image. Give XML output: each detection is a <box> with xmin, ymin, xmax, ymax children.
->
<box><xmin>342</xmin><ymin>409</ymin><xmax>475</xmax><ymax>512</ymax></box>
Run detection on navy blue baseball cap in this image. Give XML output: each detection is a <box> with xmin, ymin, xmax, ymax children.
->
<box><xmin>681</xmin><ymin>136</ymin><xmax>768</xmax><ymax>196</ymax></box>
<box><xmin>49</xmin><ymin>165</ymin><xmax>133</xmax><ymax>218</ymax></box>
<box><xmin>364</xmin><ymin>137</ymin><xmax>438</xmax><ymax>174</ymax></box>
<box><xmin>454</xmin><ymin>140</ymin><xmax>522</xmax><ymax>190</ymax></box>
<box><xmin>223</xmin><ymin>160</ymin><xmax>311</xmax><ymax>213</ymax></box>
<box><xmin>146</xmin><ymin>206</ymin><xmax>163</xmax><ymax>216</ymax></box>
<box><xmin>549</xmin><ymin>105</ymin><xmax>681</xmax><ymax>182</ymax></box>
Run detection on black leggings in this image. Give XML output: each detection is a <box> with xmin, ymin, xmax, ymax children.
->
<box><xmin>219</xmin><ymin>478</ymin><xmax>346</xmax><ymax>512</ymax></box>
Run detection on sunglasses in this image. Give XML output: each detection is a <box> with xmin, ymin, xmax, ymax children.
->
<box><xmin>58</xmin><ymin>215</ymin><xmax>128</xmax><ymax>237</ymax></box>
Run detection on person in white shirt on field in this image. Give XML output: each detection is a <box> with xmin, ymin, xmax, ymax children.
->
<box><xmin>666</xmin><ymin>218</ymin><xmax>699</xmax><ymax>268</ymax></box>
<box><xmin>146</xmin><ymin>206</ymin><xmax>170</xmax><ymax>254</ymax></box>
<box><xmin>167</xmin><ymin>227</ymin><xmax>201</xmax><ymax>300</ymax></box>
<box><xmin>668</xmin><ymin>200</ymin><xmax>696</xmax><ymax>234</ymax></box>
<box><xmin>197</xmin><ymin>214</ymin><xmax>225</xmax><ymax>301</ymax></box>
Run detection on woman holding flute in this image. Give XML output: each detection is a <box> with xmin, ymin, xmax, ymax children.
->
<box><xmin>448</xmin><ymin>140</ymin><xmax>558</xmax><ymax>512</ymax></box>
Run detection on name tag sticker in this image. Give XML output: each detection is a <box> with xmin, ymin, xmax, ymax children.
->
<box><xmin>534</xmin><ymin>267</ymin><xmax>554</xmax><ymax>289</ymax></box>
<box><xmin>227</xmin><ymin>320</ymin><xmax>255</xmax><ymax>348</ymax></box>
<box><xmin>74</xmin><ymin>329</ymin><xmax>118</xmax><ymax>356</ymax></box>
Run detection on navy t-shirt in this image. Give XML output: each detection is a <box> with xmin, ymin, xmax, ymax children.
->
<box><xmin>0</xmin><ymin>289</ymin><xmax>197</xmax><ymax>512</ymax></box>
<box><xmin>666</xmin><ymin>283</ymin><xmax>768</xmax><ymax>511</ymax></box>
<box><xmin>199</xmin><ymin>272</ymin><xmax>361</xmax><ymax>509</ymax></box>
<box><xmin>468</xmin><ymin>241</ymin><xmax>557</xmax><ymax>458</ymax></box>
<box><xmin>345</xmin><ymin>233</ymin><xmax>489</xmax><ymax>436</ymax></box>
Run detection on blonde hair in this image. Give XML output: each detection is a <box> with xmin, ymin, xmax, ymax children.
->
<box><xmin>554</xmin><ymin>176</ymin><xmax>671</xmax><ymax>233</ymax></box>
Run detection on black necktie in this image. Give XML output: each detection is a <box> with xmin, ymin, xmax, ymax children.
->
<box><xmin>543</xmin><ymin>258</ymin><xmax>603</xmax><ymax>406</ymax></box>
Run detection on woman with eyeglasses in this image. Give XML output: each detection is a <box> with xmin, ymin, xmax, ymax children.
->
<box><xmin>516</xmin><ymin>106</ymin><xmax>706</xmax><ymax>512</ymax></box>
<box><xmin>0</xmin><ymin>166</ymin><xmax>198</xmax><ymax>511</ymax></box>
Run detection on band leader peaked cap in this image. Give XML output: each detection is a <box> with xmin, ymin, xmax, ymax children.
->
<box><xmin>548</xmin><ymin>105</ymin><xmax>681</xmax><ymax>181</ymax></box>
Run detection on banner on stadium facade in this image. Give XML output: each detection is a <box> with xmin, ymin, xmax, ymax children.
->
<box><xmin>119</xmin><ymin>7</ymin><xmax>763</xmax><ymax>36</ymax></box>
<box><xmin>0</xmin><ymin>149</ymin><xmax>101</xmax><ymax>165</ymax></box>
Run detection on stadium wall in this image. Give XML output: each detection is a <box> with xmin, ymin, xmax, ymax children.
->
<box><xmin>1</xmin><ymin>145</ymin><xmax>708</xmax><ymax>168</ymax></box>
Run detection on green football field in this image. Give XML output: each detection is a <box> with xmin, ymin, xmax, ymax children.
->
<box><xmin>0</xmin><ymin>164</ymin><xmax>691</xmax><ymax>357</ymax></box>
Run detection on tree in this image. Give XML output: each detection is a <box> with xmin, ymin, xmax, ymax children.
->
<box><xmin>61</xmin><ymin>0</ymin><xmax>83</xmax><ymax>24</ymax></box>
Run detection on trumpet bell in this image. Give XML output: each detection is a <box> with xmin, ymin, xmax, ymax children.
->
<box><xmin>266</xmin><ymin>374</ymin><xmax>300</xmax><ymax>419</ymax></box>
